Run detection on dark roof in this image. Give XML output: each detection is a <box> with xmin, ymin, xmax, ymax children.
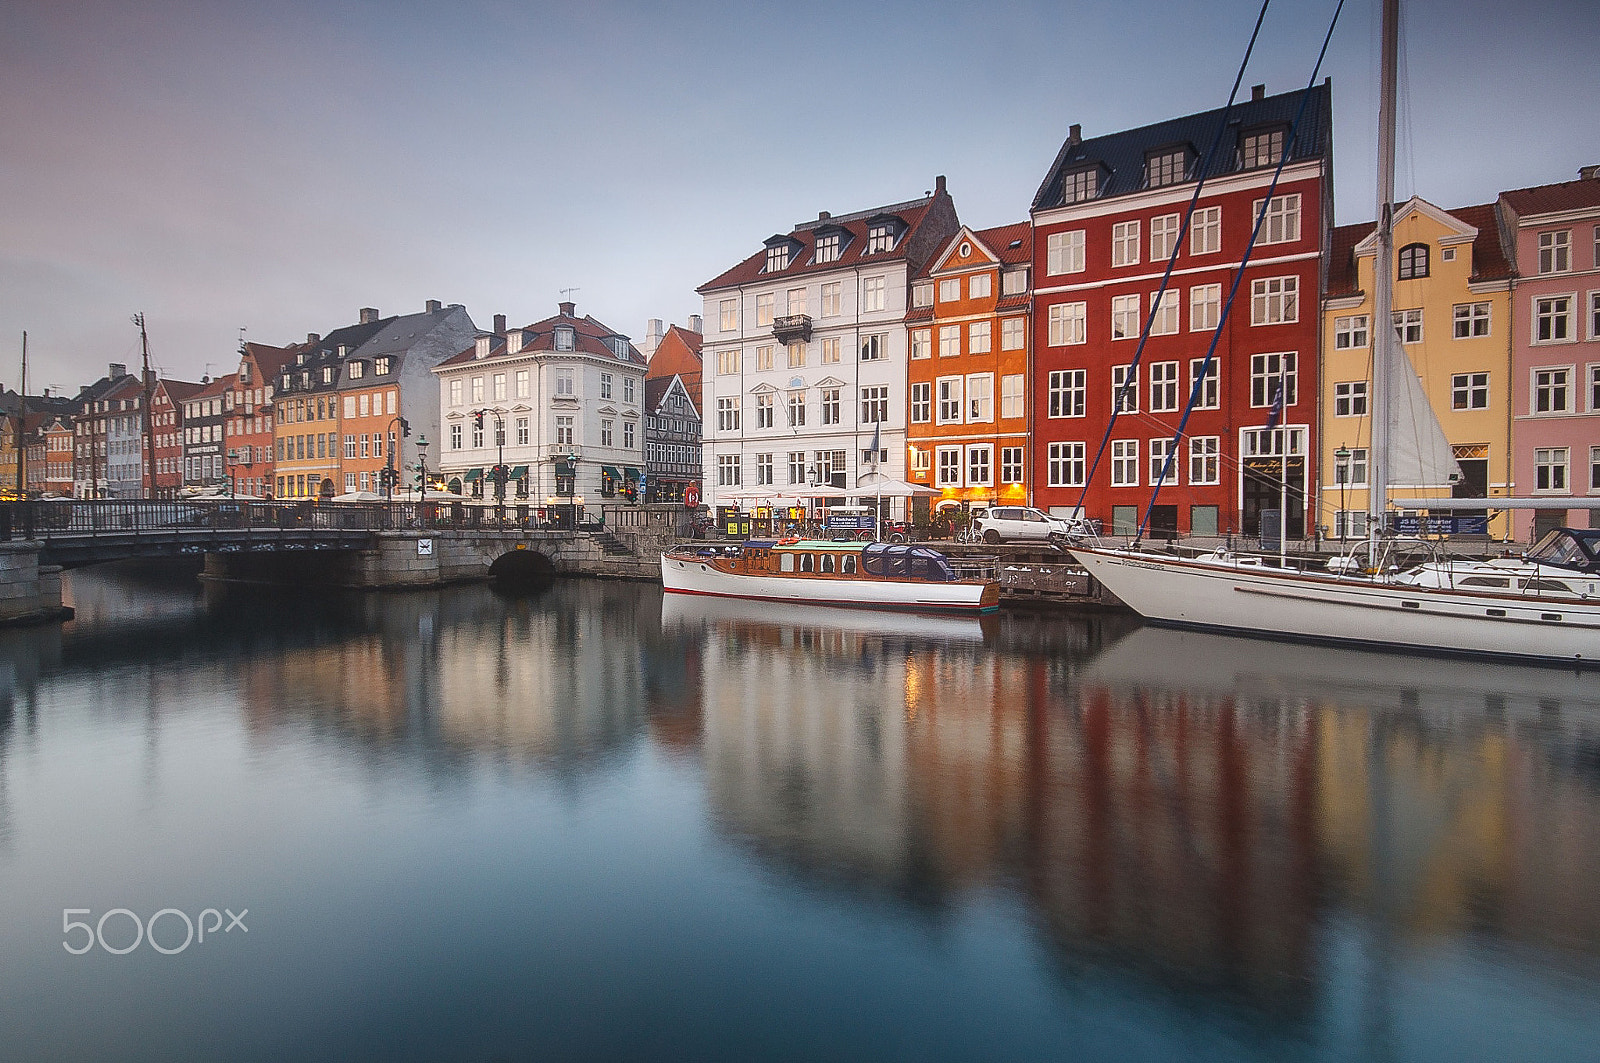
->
<box><xmin>1499</xmin><ymin>175</ymin><xmax>1600</xmax><ymax>217</ymax></box>
<box><xmin>156</xmin><ymin>378</ymin><xmax>207</xmax><ymax>404</ymax></box>
<box><xmin>1326</xmin><ymin>201</ymin><xmax>1514</xmax><ymax>298</ymax></box>
<box><xmin>1031</xmin><ymin>83</ymin><xmax>1332</xmax><ymax>213</ymax></box>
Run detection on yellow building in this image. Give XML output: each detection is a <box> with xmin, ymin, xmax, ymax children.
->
<box><xmin>1320</xmin><ymin>198</ymin><xmax>1515</xmax><ymax>540</ymax></box>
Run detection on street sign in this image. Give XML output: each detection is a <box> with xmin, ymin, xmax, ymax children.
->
<box><xmin>684</xmin><ymin>482</ymin><xmax>700</xmax><ymax>508</ymax></box>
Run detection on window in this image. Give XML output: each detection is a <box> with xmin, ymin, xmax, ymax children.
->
<box><xmin>937</xmin><ymin>378</ymin><xmax>963</xmax><ymax>424</ymax></box>
<box><xmin>860</xmin><ymin>386</ymin><xmax>888</xmax><ymax>423</ymax></box>
<box><xmin>786</xmin><ymin>391</ymin><xmax>806</xmax><ymax>427</ymax></box>
<box><xmin>449</xmin><ymin>424</ymin><xmax>462</xmax><ymax>450</ymax></box>
<box><xmin>821</xmin><ymin>282</ymin><xmax>842</xmax><ymax>317</ymax></box>
<box><xmin>755</xmin><ymin>345</ymin><xmax>774</xmax><ymax>371</ymax></box>
<box><xmin>938</xmin><ymin>278</ymin><xmax>961</xmax><ymax>303</ymax></box>
<box><xmin>348</xmin><ymin>360</ymin><xmax>364</xmax><ymax>379</ymax></box>
<box><xmin>1061</xmin><ymin>169</ymin><xmax>1098</xmax><ymax>203</ymax></box>
<box><xmin>1149</xmin><ymin>361</ymin><xmax>1180</xmax><ymax>412</ymax></box>
<box><xmin>1534</xmin><ymin>448</ymin><xmax>1569</xmax><ymax>492</ymax></box>
<box><xmin>786</xmin><ymin>287</ymin><xmax>807</xmax><ymax>316</ymax></box>
<box><xmin>1146</xmin><ymin>149</ymin><xmax>1187</xmax><ymax>188</ymax></box>
<box><xmin>449</xmin><ymin>379</ymin><xmax>463</xmax><ymax>406</ymax></box>
<box><xmin>786</xmin><ymin>343</ymin><xmax>806</xmax><ymax>369</ymax></box>
<box><xmin>719</xmin><ymin>299</ymin><xmax>737</xmax><ymax>331</ymax></box>
<box><xmin>472</xmin><ymin>422</ymin><xmax>485</xmax><ymax>449</ymax></box>
<box><xmin>1189</xmin><ymin>436</ymin><xmax>1220</xmax><ymax>485</ymax></box>
<box><xmin>471</xmin><ymin>376</ymin><xmax>485</xmax><ymax>403</ymax></box>
<box><xmin>766</xmin><ymin>245</ymin><xmax>789</xmax><ymax>272</ymax></box>
<box><xmin>623</xmin><ymin>421</ymin><xmax>635</xmax><ymax>450</ymax></box>
<box><xmin>814</xmin><ymin>233</ymin><xmax>840</xmax><ymax>264</ymax></box>
<box><xmin>1111</xmin><ymin>294</ymin><xmax>1140</xmax><ymax>339</ymax></box>
<box><xmin>788</xmin><ymin>452</ymin><xmax>807</xmax><ymax>484</ymax></box>
<box><xmin>554</xmin><ymin>416</ymin><xmax>574</xmax><ymax>446</ymax></box>
<box><xmin>555</xmin><ymin>371</ymin><xmax>574</xmax><ymax>397</ymax></box>
<box><xmin>1251</xmin><ymin>277</ymin><xmax>1298</xmax><ymax>324</ymax></box>
<box><xmin>555</xmin><ymin>328</ymin><xmax>575</xmax><ymax>351</ymax></box>
<box><xmin>1150</xmin><ymin>213</ymin><xmax>1180</xmax><ymax>261</ymax></box>
<box><xmin>1535</xmin><ymin>296</ymin><xmax>1573</xmax><ymax>343</ymax></box>
<box><xmin>1534</xmin><ymin>368</ymin><xmax>1570</xmax><ymax>413</ymax></box>
<box><xmin>755</xmin><ymin>453</ymin><xmax>773</xmax><ymax>485</ymax></box>
<box><xmin>1592</xmin><ymin>292</ymin><xmax>1600</xmax><ymax>340</ymax></box>
<box><xmin>1048</xmin><ymin>302</ymin><xmax>1086</xmax><ymax>346</ymax></box>
<box><xmin>1149</xmin><ymin>438</ymin><xmax>1178</xmax><ymax>485</ymax></box>
<box><xmin>1451</xmin><ymin>372</ymin><xmax>1489</xmax><ymax>410</ymax></box>
<box><xmin>1001</xmin><ymin>317</ymin><xmax>1026</xmax><ymax>350</ymax></box>
<box><xmin>911</xmin><ymin>329</ymin><xmax>931</xmax><ymax>360</ymax></box>
<box><xmin>967</xmin><ymin>374</ymin><xmax>993</xmax><ymax>422</ymax></box>
<box><xmin>939</xmin><ymin>325</ymin><xmax>961</xmax><ymax>357</ymax></box>
<box><xmin>344</xmin><ymin>434</ymin><xmax>357</xmax><ymax>458</ymax></box>
<box><xmin>1334</xmin><ymin>381</ymin><xmax>1369</xmax><ymax>417</ymax></box>
<box><xmin>1000</xmin><ymin>374</ymin><xmax>1024</xmax><ymax>419</ymax></box>
<box><xmin>1110</xmin><ymin>440</ymin><xmax>1139</xmax><ymax>486</ymax></box>
<box><xmin>1454</xmin><ymin>302</ymin><xmax>1491</xmax><ymax>338</ymax></box>
<box><xmin>1111</xmin><ymin>364</ymin><xmax>1139</xmax><ymax>413</ymax></box>
<box><xmin>716</xmin><ymin>397</ymin><xmax>740</xmax><ymax>432</ymax></box>
<box><xmin>819</xmin><ymin>337</ymin><xmax>840</xmax><ymax>364</ymax></box>
<box><xmin>1189</xmin><ymin>359</ymin><xmax>1219</xmax><ymax>409</ymax></box>
<box><xmin>1256</xmin><ymin>195</ymin><xmax>1301</xmax><ymax>245</ymax></box>
<box><xmin>1192</xmin><ymin>206</ymin><xmax>1221</xmax><ymax>254</ymax></box>
<box><xmin>600</xmin><ymin>419</ymin><xmax>614</xmax><ymax>447</ymax></box>
<box><xmin>516</xmin><ymin>417</ymin><xmax>529</xmax><ymax>445</ymax></box>
<box><xmin>515</xmin><ymin>370</ymin><xmax>529</xmax><ymax>398</ymax></box>
<box><xmin>910</xmin><ymin>382</ymin><xmax>931</xmax><ymax>423</ymax></box>
<box><xmin>863</xmin><ymin>275</ymin><xmax>886</xmax><ymax>312</ymax></box>
<box><xmin>1149</xmin><ymin>289</ymin><xmax>1179</xmax><ymax>335</ymax></box>
<box><xmin>967</xmin><ymin>445</ymin><xmax>993</xmax><ymax>486</ymax></box>
<box><xmin>1393</xmin><ymin>308</ymin><xmax>1424</xmax><ymax>344</ymax></box>
<box><xmin>868</xmin><ymin>225</ymin><xmax>893</xmax><ymax>254</ymax></box>
<box><xmin>912</xmin><ymin>283</ymin><xmax>933</xmax><ymax>308</ymax></box>
<box><xmin>374</xmin><ymin>356</ymin><xmax>391</xmax><ymax>375</ymax></box>
<box><xmin>968</xmin><ymin>321</ymin><xmax>991</xmax><ymax>354</ymax></box>
<box><xmin>1112</xmin><ymin>221</ymin><xmax>1140</xmax><ymax>267</ymax></box>
<box><xmin>1334</xmin><ymin>315</ymin><xmax>1369</xmax><ymax>349</ymax></box>
<box><xmin>1002</xmin><ymin>268</ymin><xmax>1027</xmax><ymax>295</ymax></box>
<box><xmin>756</xmin><ymin>293</ymin><xmax>774</xmax><ymax>326</ymax></box>
<box><xmin>1049</xmin><ymin>441</ymin><xmax>1085</xmax><ymax>487</ymax></box>
<box><xmin>936</xmin><ymin>446</ymin><xmax>962</xmax><ymax>486</ymax></box>
<box><xmin>1241</xmin><ymin>128</ymin><xmax>1283</xmax><ymax>169</ymax></box>
<box><xmin>1398</xmin><ymin>243</ymin><xmax>1429</xmax><ymax>280</ymax></box>
<box><xmin>623</xmin><ymin>376</ymin><xmax>635</xmax><ymax>403</ymax></box>
<box><xmin>1334</xmin><ymin>446</ymin><xmax>1369</xmax><ymax>487</ymax></box>
<box><xmin>1046</xmin><ymin>230</ymin><xmax>1085</xmax><ymax>274</ymax></box>
<box><xmin>756</xmin><ymin>393</ymin><xmax>774</xmax><ymax>429</ymax></box>
<box><xmin>1187</xmin><ymin>284</ymin><xmax>1221</xmax><ymax>333</ymax></box>
<box><xmin>820</xmin><ymin>388</ymin><xmax>841</xmax><ymax>425</ymax></box>
<box><xmin>1593</xmin><ymin>365</ymin><xmax>1600</xmax><ymax>412</ymax></box>
<box><xmin>860</xmin><ymin>334</ymin><xmax>885</xmax><ymax>360</ymax></box>
<box><xmin>1251</xmin><ymin>352</ymin><xmax>1297</xmax><ymax>408</ymax></box>
<box><xmin>1538</xmin><ymin>231</ymin><xmax>1570</xmax><ymax>274</ymax></box>
<box><xmin>717</xmin><ymin>454</ymin><xmax>741</xmax><ymax>486</ymax></box>
<box><xmin>969</xmin><ymin>273</ymin><xmax>991</xmax><ymax>299</ymax></box>
<box><xmin>1049</xmin><ymin>370</ymin><xmax>1085</xmax><ymax>418</ymax></box>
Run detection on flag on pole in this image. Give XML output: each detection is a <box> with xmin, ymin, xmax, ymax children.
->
<box><xmin>1264</xmin><ymin>381</ymin><xmax>1285</xmax><ymax>431</ymax></box>
<box><xmin>869</xmin><ymin>420</ymin><xmax>881</xmax><ymax>465</ymax></box>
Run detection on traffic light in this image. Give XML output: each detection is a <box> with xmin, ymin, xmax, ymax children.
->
<box><xmin>474</xmin><ymin>411</ymin><xmax>484</xmax><ymax>431</ymax></box>
<box><xmin>400</xmin><ymin>418</ymin><xmax>410</xmax><ymax>437</ymax></box>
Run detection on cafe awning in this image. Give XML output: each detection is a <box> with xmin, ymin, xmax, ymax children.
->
<box><xmin>554</xmin><ymin>461</ymin><xmax>575</xmax><ymax>477</ymax></box>
<box><xmin>601</xmin><ymin>465</ymin><xmax>621</xmax><ymax>481</ymax></box>
<box><xmin>509</xmin><ymin>465</ymin><xmax>529</xmax><ymax>479</ymax></box>
<box><xmin>463</xmin><ymin>468</ymin><xmax>484</xmax><ymax>482</ymax></box>
<box><xmin>624</xmin><ymin>466</ymin><xmax>641</xmax><ymax>480</ymax></box>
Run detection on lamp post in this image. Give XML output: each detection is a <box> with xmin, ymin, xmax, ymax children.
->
<box><xmin>385</xmin><ymin>416</ymin><xmax>409</xmax><ymax>502</ymax></box>
<box><xmin>1335</xmin><ymin>444</ymin><xmax>1351</xmax><ymax>541</ymax></box>
<box><xmin>416</xmin><ymin>435</ymin><xmax>430</xmax><ymax>510</ymax></box>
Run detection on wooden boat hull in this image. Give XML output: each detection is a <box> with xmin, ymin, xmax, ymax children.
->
<box><xmin>660</xmin><ymin>552</ymin><xmax>998</xmax><ymax>614</ymax></box>
<box><xmin>1070</xmin><ymin>545</ymin><xmax>1600</xmax><ymax>666</ymax></box>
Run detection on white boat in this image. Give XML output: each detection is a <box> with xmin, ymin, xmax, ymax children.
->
<box><xmin>1071</xmin><ymin>0</ymin><xmax>1600</xmax><ymax>668</ymax></box>
<box><xmin>660</xmin><ymin>539</ymin><xmax>1000</xmax><ymax>615</ymax></box>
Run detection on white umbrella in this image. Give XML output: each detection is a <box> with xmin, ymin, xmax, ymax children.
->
<box><xmin>328</xmin><ymin>490</ymin><xmax>385</xmax><ymax>503</ymax></box>
<box><xmin>855</xmin><ymin>474</ymin><xmax>941</xmax><ymax>496</ymax></box>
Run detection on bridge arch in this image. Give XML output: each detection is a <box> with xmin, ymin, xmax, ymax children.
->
<box><xmin>487</xmin><ymin>547</ymin><xmax>557</xmax><ymax>588</ymax></box>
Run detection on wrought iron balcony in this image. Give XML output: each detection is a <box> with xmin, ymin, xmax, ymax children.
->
<box><xmin>771</xmin><ymin>314</ymin><xmax>812</xmax><ymax>344</ymax></box>
<box><xmin>546</xmin><ymin>444</ymin><xmax>583</xmax><ymax>462</ymax></box>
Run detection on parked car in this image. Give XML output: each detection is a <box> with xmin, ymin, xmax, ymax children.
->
<box><xmin>969</xmin><ymin>506</ymin><xmax>1080</xmax><ymax>544</ymax></box>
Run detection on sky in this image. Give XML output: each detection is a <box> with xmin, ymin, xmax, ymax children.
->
<box><xmin>1</xmin><ymin>0</ymin><xmax>1593</xmax><ymax>394</ymax></box>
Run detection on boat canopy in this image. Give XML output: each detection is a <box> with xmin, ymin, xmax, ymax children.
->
<box><xmin>860</xmin><ymin>542</ymin><xmax>957</xmax><ymax>582</ymax></box>
<box><xmin>1525</xmin><ymin>528</ymin><xmax>1600</xmax><ymax>574</ymax></box>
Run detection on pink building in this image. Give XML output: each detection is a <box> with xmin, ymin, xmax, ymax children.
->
<box><xmin>1499</xmin><ymin>169</ymin><xmax>1600</xmax><ymax>539</ymax></box>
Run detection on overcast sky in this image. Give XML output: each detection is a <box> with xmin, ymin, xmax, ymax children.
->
<box><xmin>1</xmin><ymin>0</ymin><xmax>1592</xmax><ymax>393</ymax></box>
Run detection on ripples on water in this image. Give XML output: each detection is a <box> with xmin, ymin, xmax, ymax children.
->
<box><xmin>0</xmin><ymin>560</ymin><xmax>1596</xmax><ymax>1062</ymax></box>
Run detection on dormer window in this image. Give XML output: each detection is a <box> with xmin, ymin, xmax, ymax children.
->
<box><xmin>239</xmin><ymin>364</ymin><xmax>251</xmax><ymax>385</ymax></box>
<box><xmin>1061</xmin><ymin>168</ymin><xmax>1100</xmax><ymax>204</ymax></box>
<box><xmin>814</xmin><ymin>232</ymin><xmax>841</xmax><ymax>264</ymax></box>
<box><xmin>1241</xmin><ymin>127</ymin><xmax>1285</xmax><ymax>169</ymax></box>
<box><xmin>607</xmin><ymin>337</ymin><xmax>629</xmax><ymax>359</ymax></box>
<box><xmin>911</xmin><ymin>282</ymin><xmax>933</xmax><ymax>308</ymax></box>
<box><xmin>555</xmin><ymin>327</ymin><xmax>575</xmax><ymax>351</ymax></box>
<box><xmin>348</xmin><ymin>360</ymin><xmax>365</xmax><ymax>379</ymax></box>
<box><xmin>322</xmin><ymin>367</ymin><xmax>335</xmax><ymax>384</ymax></box>
<box><xmin>1145</xmin><ymin>147</ymin><xmax>1190</xmax><ymax>189</ymax></box>
<box><xmin>300</xmin><ymin>371</ymin><xmax>310</xmax><ymax>387</ymax></box>
<box><xmin>374</xmin><ymin>356</ymin><xmax>391</xmax><ymax>375</ymax></box>
<box><xmin>766</xmin><ymin>245</ymin><xmax>790</xmax><ymax>272</ymax></box>
<box><xmin>868</xmin><ymin>225</ymin><xmax>893</xmax><ymax>254</ymax></box>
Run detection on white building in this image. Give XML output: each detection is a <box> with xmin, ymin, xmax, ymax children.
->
<box><xmin>696</xmin><ymin>178</ymin><xmax>959</xmax><ymax>518</ymax></box>
<box><xmin>431</xmin><ymin>301</ymin><xmax>646</xmax><ymax>508</ymax></box>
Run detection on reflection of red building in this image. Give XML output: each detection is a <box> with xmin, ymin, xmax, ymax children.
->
<box><xmin>1030</xmin><ymin>85</ymin><xmax>1331</xmax><ymax>539</ymax></box>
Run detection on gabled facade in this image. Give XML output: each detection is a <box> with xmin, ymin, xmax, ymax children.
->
<box><xmin>697</xmin><ymin>177</ymin><xmax>959</xmax><ymax>518</ymax></box>
<box><xmin>226</xmin><ymin>341</ymin><xmax>296</xmax><ymax>498</ymax></box>
<box><xmin>432</xmin><ymin>301</ymin><xmax>645</xmax><ymax>506</ymax></box>
<box><xmin>71</xmin><ymin>365</ymin><xmax>133</xmax><ymax>498</ymax></box>
<box><xmin>94</xmin><ymin>374</ymin><xmax>149</xmax><ymax>499</ymax></box>
<box><xmin>905</xmin><ymin>221</ymin><xmax>1032</xmax><ymax>516</ymax></box>
<box><xmin>1320</xmin><ymin>199</ymin><xmax>1515</xmax><ymax>540</ymax></box>
<box><xmin>150</xmin><ymin>377</ymin><xmax>203</xmax><ymax>497</ymax></box>
<box><xmin>1498</xmin><ymin>170</ymin><xmax>1600</xmax><ymax>539</ymax></box>
<box><xmin>1029</xmin><ymin>84</ymin><xmax>1333</xmax><ymax>540</ymax></box>
<box><xmin>644</xmin><ymin>321</ymin><xmax>704</xmax><ymax>504</ymax></box>
<box><xmin>36</xmin><ymin>415</ymin><xmax>74</xmax><ymax>497</ymax></box>
<box><xmin>272</xmin><ymin>310</ymin><xmax>392</xmax><ymax>499</ymax></box>
<box><xmin>183</xmin><ymin>374</ymin><xmax>233</xmax><ymax>490</ymax></box>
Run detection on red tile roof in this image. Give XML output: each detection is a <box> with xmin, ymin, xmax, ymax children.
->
<box><xmin>1499</xmin><ymin>175</ymin><xmax>1600</xmax><ymax>217</ymax></box>
<box><xmin>975</xmin><ymin>222</ymin><xmax>1031</xmax><ymax>266</ymax></box>
<box><xmin>1325</xmin><ymin>202</ymin><xmax>1513</xmax><ymax>299</ymax></box>
<box><xmin>436</xmin><ymin>306</ymin><xmax>645</xmax><ymax>370</ymax></box>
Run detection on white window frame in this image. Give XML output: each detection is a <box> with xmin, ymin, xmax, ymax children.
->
<box><xmin>1046</xmin><ymin>230</ymin><xmax>1086</xmax><ymax>275</ymax></box>
<box><xmin>1150</xmin><ymin>213</ymin><xmax>1180</xmax><ymax>261</ymax></box>
<box><xmin>1453</xmin><ymin>302</ymin><xmax>1491</xmax><ymax>339</ymax></box>
<box><xmin>1001</xmin><ymin>446</ymin><xmax>1025</xmax><ymax>484</ymax></box>
<box><xmin>1538</xmin><ymin>230</ymin><xmax>1571</xmax><ymax>275</ymax></box>
<box><xmin>966</xmin><ymin>444</ymin><xmax>993</xmax><ymax>487</ymax></box>
<box><xmin>756</xmin><ymin>293</ymin><xmax>774</xmax><ymax>326</ymax></box>
<box><xmin>1149</xmin><ymin>361</ymin><xmax>1180</xmax><ymax>413</ymax></box>
<box><xmin>1149</xmin><ymin>437</ymin><xmax>1179</xmax><ymax>486</ymax></box>
<box><xmin>966</xmin><ymin>373</ymin><xmax>993</xmax><ymax>423</ymax></box>
<box><xmin>821</xmin><ymin>282</ymin><xmax>842</xmax><ymax>317</ymax></box>
<box><xmin>910</xmin><ymin>382</ymin><xmax>931</xmax><ymax>423</ymax></box>
<box><xmin>1111</xmin><ymin>294</ymin><xmax>1140</xmax><ymax>340</ymax></box>
<box><xmin>1251</xmin><ymin>276</ymin><xmax>1299</xmax><ymax>325</ymax></box>
<box><xmin>1111</xmin><ymin>221</ymin><xmax>1140</xmax><ymax>268</ymax></box>
<box><xmin>1111</xmin><ymin>364</ymin><xmax>1138</xmax><ymax>413</ymax></box>
<box><xmin>1048</xmin><ymin>302</ymin><xmax>1086</xmax><ymax>346</ymax></box>
<box><xmin>1254</xmin><ymin>194</ymin><xmax>1301</xmax><ymax>245</ymax></box>
<box><xmin>936</xmin><ymin>445</ymin><xmax>963</xmax><ymax>486</ymax></box>
<box><xmin>1189</xmin><ymin>436</ymin><xmax>1220</xmax><ymax>485</ymax></box>
<box><xmin>1250</xmin><ymin>352</ymin><xmax>1298</xmax><ymax>408</ymax></box>
<box><xmin>863</xmin><ymin>275</ymin><xmax>887</xmax><ymax>312</ymax></box>
<box><xmin>1451</xmin><ymin>372</ymin><xmax>1489</xmax><ymax>411</ymax></box>
<box><xmin>936</xmin><ymin>377</ymin><xmax>963</xmax><ymax>425</ymax></box>
<box><xmin>1048</xmin><ymin>441</ymin><xmax>1085</xmax><ymax>487</ymax></box>
<box><xmin>1334</xmin><ymin>380</ymin><xmax>1369</xmax><ymax>417</ymax></box>
<box><xmin>1049</xmin><ymin>369</ymin><xmax>1085</xmax><ymax>419</ymax></box>
<box><xmin>1189</xmin><ymin>359</ymin><xmax>1219</xmax><ymax>410</ymax></box>
<box><xmin>1393</xmin><ymin>308</ymin><xmax>1424</xmax><ymax>345</ymax></box>
<box><xmin>1534</xmin><ymin>447</ymin><xmax>1569</xmax><ymax>492</ymax></box>
<box><xmin>1334</xmin><ymin>314</ymin><xmax>1370</xmax><ymax>349</ymax></box>
<box><xmin>938</xmin><ymin>278</ymin><xmax>961</xmax><ymax>303</ymax></box>
<box><xmin>969</xmin><ymin>273</ymin><xmax>991</xmax><ymax>299</ymax></box>
<box><xmin>1534</xmin><ymin>295</ymin><xmax>1575</xmax><ymax>344</ymax></box>
<box><xmin>968</xmin><ymin>320</ymin><xmax>991</xmax><ymax>354</ymax></box>
<box><xmin>939</xmin><ymin>325</ymin><xmax>961</xmax><ymax>358</ymax></box>
<box><xmin>1000</xmin><ymin>374</ymin><xmax>1024</xmax><ymax>419</ymax></box>
<box><xmin>1000</xmin><ymin>317</ymin><xmax>1026</xmax><ymax>351</ymax></box>
<box><xmin>911</xmin><ymin>329</ymin><xmax>931</xmax><ymax>360</ymax></box>
<box><xmin>1110</xmin><ymin>440</ymin><xmax>1139</xmax><ymax>487</ymax></box>
<box><xmin>1191</xmin><ymin>206</ymin><xmax>1221</xmax><ymax>255</ymax></box>
<box><xmin>1533</xmin><ymin>367</ymin><xmax>1571</xmax><ymax>414</ymax></box>
<box><xmin>1149</xmin><ymin>289</ymin><xmax>1179</xmax><ymax>336</ymax></box>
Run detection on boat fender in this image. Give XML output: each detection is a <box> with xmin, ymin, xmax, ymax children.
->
<box><xmin>776</xmin><ymin>537</ymin><xmax>800</xmax><ymax>546</ymax></box>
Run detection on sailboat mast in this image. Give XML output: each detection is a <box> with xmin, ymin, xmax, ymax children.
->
<box><xmin>1369</xmin><ymin>0</ymin><xmax>1399</xmax><ymax>545</ymax></box>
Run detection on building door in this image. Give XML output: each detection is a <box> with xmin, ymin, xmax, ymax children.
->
<box><xmin>1451</xmin><ymin>451</ymin><xmax>1488</xmax><ymax>536</ymax></box>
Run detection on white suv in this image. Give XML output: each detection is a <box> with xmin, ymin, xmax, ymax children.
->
<box><xmin>970</xmin><ymin>506</ymin><xmax>1078</xmax><ymax>544</ymax></box>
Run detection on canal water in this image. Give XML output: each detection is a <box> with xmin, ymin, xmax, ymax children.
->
<box><xmin>0</xmin><ymin>562</ymin><xmax>1597</xmax><ymax>1062</ymax></box>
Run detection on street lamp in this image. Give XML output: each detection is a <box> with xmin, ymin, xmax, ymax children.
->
<box><xmin>385</xmin><ymin>416</ymin><xmax>410</xmax><ymax>502</ymax></box>
<box><xmin>1334</xmin><ymin>444</ymin><xmax>1351</xmax><ymax>541</ymax></box>
<box><xmin>416</xmin><ymin>435</ymin><xmax>430</xmax><ymax>510</ymax></box>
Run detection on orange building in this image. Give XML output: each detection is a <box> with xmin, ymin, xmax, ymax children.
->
<box><xmin>905</xmin><ymin>222</ymin><xmax>1032</xmax><ymax>517</ymax></box>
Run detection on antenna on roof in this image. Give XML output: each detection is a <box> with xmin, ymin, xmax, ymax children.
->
<box><xmin>559</xmin><ymin>287</ymin><xmax>580</xmax><ymax>301</ymax></box>
<box><xmin>238</xmin><ymin>326</ymin><xmax>247</xmax><ymax>353</ymax></box>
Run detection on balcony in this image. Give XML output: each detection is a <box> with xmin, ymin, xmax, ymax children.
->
<box><xmin>546</xmin><ymin>444</ymin><xmax>583</xmax><ymax>462</ymax></box>
<box><xmin>771</xmin><ymin>314</ymin><xmax>812</xmax><ymax>344</ymax></box>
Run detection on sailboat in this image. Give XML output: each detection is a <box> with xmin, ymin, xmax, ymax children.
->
<box><xmin>1068</xmin><ymin>0</ymin><xmax>1600</xmax><ymax>667</ymax></box>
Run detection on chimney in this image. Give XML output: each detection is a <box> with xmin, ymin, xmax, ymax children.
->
<box><xmin>359</xmin><ymin>307</ymin><xmax>379</xmax><ymax>324</ymax></box>
<box><xmin>1251</xmin><ymin>84</ymin><xmax>1265</xmax><ymax>101</ymax></box>
<box><xmin>559</xmin><ymin>300</ymin><xmax>576</xmax><ymax>317</ymax></box>
<box><xmin>688</xmin><ymin>314</ymin><xmax>703</xmax><ymax>334</ymax></box>
<box><xmin>506</xmin><ymin>329</ymin><xmax>524</xmax><ymax>354</ymax></box>
<box><xmin>642</xmin><ymin>318</ymin><xmax>664</xmax><ymax>358</ymax></box>
<box><xmin>1068</xmin><ymin>124</ymin><xmax>1081</xmax><ymax>146</ymax></box>
<box><xmin>934</xmin><ymin>174</ymin><xmax>947</xmax><ymax>196</ymax></box>
<box><xmin>493</xmin><ymin>313</ymin><xmax>507</xmax><ymax>335</ymax></box>
<box><xmin>110</xmin><ymin>363</ymin><xmax>126</xmax><ymax>379</ymax></box>
<box><xmin>307</xmin><ymin>333</ymin><xmax>320</xmax><ymax>345</ymax></box>
<box><xmin>818</xmin><ymin>210</ymin><xmax>830</xmax><ymax>221</ymax></box>
<box><xmin>1581</xmin><ymin>164</ymin><xmax>1600</xmax><ymax>181</ymax></box>
<box><xmin>426</xmin><ymin>299</ymin><xmax>442</xmax><ymax>313</ymax></box>
<box><xmin>474</xmin><ymin>335</ymin><xmax>493</xmax><ymax>359</ymax></box>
